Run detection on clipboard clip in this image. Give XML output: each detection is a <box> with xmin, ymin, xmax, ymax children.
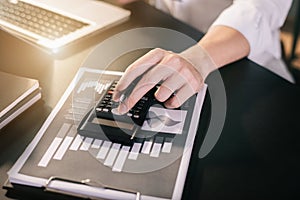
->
<box><xmin>45</xmin><ymin>176</ymin><xmax>141</xmax><ymax>200</ymax></box>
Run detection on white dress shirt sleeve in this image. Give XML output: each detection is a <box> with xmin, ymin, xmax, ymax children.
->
<box><xmin>211</xmin><ymin>0</ymin><xmax>292</xmax><ymax>65</ymax></box>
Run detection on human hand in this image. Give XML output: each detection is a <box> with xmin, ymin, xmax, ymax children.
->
<box><xmin>112</xmin><ymin>44</ymin><xmax>216</xmax><ymax>115</ymax></box>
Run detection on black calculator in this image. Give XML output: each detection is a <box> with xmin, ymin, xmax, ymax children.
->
<box><xmin>94</xmin><ymin>80</ymin><xmax>158</xmax><ymax>126</ymax></box>
<box><xmin>77</xmin><ymin>80</ymin><xmax>166</xmax><ymax>145</ymax></box>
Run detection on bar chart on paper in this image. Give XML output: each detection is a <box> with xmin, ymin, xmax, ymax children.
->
<box><xmin>38</xmin><ymin>122</ymin><xmax>175</xmax><ymax>172</ymax></box>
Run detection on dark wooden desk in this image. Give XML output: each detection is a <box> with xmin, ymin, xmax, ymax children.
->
<box><xmin>184</xmin><ymin>58</ymin><xmax>300</xmax><ymax>200</ymax></box>
<box><xmin>1</xmin><ymin>1</ymin><xmax>300</xmax><ymax>200</ymax></box>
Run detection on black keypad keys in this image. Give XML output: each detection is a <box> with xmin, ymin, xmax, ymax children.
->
<box><xmin>95</xmin><ymin>81</ymin><xmax>157</xmax><ymax>126</ymax></box>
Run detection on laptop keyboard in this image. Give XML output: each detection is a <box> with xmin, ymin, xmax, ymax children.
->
<box><xmin>0</xmin><ymin>0</ymin><xmax>89</xmax><ymax>40</ymax></box>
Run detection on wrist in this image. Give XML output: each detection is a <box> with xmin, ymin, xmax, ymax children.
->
<box><xmin>180</xmin><ymin>44</ymin><xmax>217</xmax><ymax>80</ymax></box>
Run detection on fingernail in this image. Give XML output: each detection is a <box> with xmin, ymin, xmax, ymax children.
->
<box><xmin>111</xmin><ymin>108</ymin><xmax>121</xmax><ymax>115</ymax></box>
<box><xmin>112</xmin><ymin>93</ymin><xmax>119</xmax><ymax>102</ymax></box>
<box><xmin>118</xmin><ymin>103</ymin><xmax>128</xmax><ymax>115</ymax></box>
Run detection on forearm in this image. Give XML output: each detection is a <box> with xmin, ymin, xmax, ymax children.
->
<box><xmin>198</xmin><ymin>25</ymin><xmax>250</xmax><ymax>68</ymax></box>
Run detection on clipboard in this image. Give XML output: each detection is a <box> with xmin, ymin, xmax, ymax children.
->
<box><xmin>3</xmin><ymin>179</ymin><xmax>89</xmax><ymax>200</ymax></box>
<box><xmin>6</xmin><ymin>68</ymin><xmax>207</xmax><ymax>200</ymax></box>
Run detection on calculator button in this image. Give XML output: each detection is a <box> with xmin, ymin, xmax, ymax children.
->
<box><xmin>141</xmin><ymin>96</ymin><xmax>148</xmax><ymax>101</ymax></box>
<box><xmin>102</xmin><ymin>108</ymin><xmax>109</xmax><ymax>112</ymax></box>
<box><xmin>101</xmin><ymin>101</ymin><xmax>107</xmax><ymax>105</ymax></box>
<box><xmin>95</xmin><ymin>80</ymin><xmax>160</xmax><ymax>127</ymax></box>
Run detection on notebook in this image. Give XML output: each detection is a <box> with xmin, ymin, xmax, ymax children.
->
<box><xmin>0</xmin><ymin>0</ymin><xmax>130</xmax><ymax>50</ymax></box>
<box><xmin>0</xmin><ymin>87</ymin><xmax>41</xmax><ymax>129</ymax></box>
<box><xmin>0</xmin><ymin>71</ymin><xmax>41</xmax><ymax>129</ymax></box>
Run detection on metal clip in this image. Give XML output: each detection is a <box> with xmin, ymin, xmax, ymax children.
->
<box><xmin>45</xmin><ymin>176</ymin><xmax>141</xmax><ymax>200</ymax></box>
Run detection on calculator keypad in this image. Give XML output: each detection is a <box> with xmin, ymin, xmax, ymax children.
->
<box><xmin>95</xmin><ymin>81</ymin><xmax>157</xmax><ymax>126</ymax></box>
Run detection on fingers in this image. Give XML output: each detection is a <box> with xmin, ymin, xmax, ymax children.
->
<box><xmin>164</xmin><ymin>83</ymin><xmax>204</xmax><ymax>108</ymax></box>
<box><xmin>120</xmin><ymin>54</ymin><xmax>189</xmax><ymax>113</ymax></box>
<box><xmin>154</xmin><ymin>60</ymin><xmax>203</xmax><ymax>104</ymax></box>
<box><xmin>113</xmin><ymin>48</ymin><xmax>205</xmax><ymax>114</ymax></box>
<box><xmin>157</xmin><ymin>70</ymin><xmax>204</xmax><ymax>108</ymax></box>
<box><xmin>113</xmin><ymin>48</ymin><xmax>165</xmax><ymax>101</ymax></box>
<box><xmin>117</xmin><ymin>81</ymin><xmax>157</xmax><ymax>114</ymax></box>
<box><xmin>154</xmin><ymin>73</ymin><xmax>185</xmax><ymax>102</ymax></box>
<box><xmin>116</xmin><ymin>62</ymin><xmax>173</xmax><ymax>114</ymax></box>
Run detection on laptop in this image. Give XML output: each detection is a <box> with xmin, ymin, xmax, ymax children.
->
<box><xmin>0</xmin><ymin>0</ymin><xmax>130</xmax><ymax>50</ymax></box>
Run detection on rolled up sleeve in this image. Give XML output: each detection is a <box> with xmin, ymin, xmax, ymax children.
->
<box><xmin>211</xmin><ymin>0</ymin><xmax>292</xmax><ymax>65</ymax></box>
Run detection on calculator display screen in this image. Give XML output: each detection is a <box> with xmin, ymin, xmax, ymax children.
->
<box><xmin>92</xmin><ymin>118</ymin><xmax>135</xmax><ymax>130</ymax></box>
